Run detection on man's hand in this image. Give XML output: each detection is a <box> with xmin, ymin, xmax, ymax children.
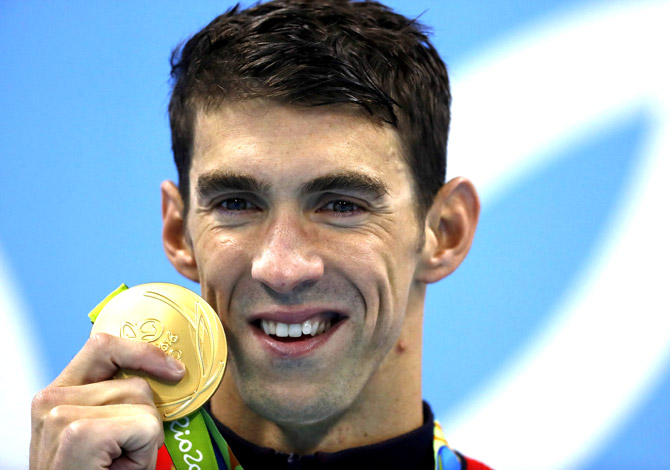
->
<box><xmin>30</xmin><ymin>333</ymin><xmax>185</xmax><ymax>470</ymax></box>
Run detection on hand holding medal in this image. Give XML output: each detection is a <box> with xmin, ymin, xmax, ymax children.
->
<box><xmin>89</xmin><ymin>283</ymin><xmax>227</xmax><ymax>421</ymax></box>
<box><xmin>87</xmin><ymin>283</ymin><xmax>239</xmax><ymax>470</ymax></box>
<box><xmin>29</xmin><ymin>284</ymin><xmax>197</xmax><ymax>470</ymax></box>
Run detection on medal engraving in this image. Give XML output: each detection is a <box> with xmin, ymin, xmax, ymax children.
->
<box><xmin>90</xmin><ymin>283</ymin><xmax>227</xmax><ymax>420</ymax></box>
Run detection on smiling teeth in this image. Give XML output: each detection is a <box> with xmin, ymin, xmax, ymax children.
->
<box><xmin>260</xmin><ymin>319</ymin><xmax>332</xmax><ymax>338</ymax></box>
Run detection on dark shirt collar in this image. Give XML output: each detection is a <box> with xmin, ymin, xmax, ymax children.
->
<box><xmin>206</xmin><ymin>401</ymin><xmax>436</xmax><ymax>470</ymax></box>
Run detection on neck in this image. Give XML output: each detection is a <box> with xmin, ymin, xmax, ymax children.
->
<box><xmin>210</xmin><ymin>298</ymin><xmax>425</xmax><ymax>454</ymax></box>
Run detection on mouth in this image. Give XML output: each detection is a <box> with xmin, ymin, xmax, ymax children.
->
<box><xmin>250</xmin><ymin>311</ymin><xmax>345</xmax><ymax>343</ymax></box>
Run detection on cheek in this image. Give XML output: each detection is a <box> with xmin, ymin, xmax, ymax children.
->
<box><xmin>194</xmin><ymin>226</ymin><xmax>251</xmax><ymax>270</ymax></box>
<box><xmin>368</xmin><ymin>228</ymin><xmax>422</xmax><ymax>321</ymax></box>
<box><xmin>192</xmin><ymin>230</ymin><xmax>252</xmax><ymax>305</ymax></box>
<box><xmin>351</xmin><ymin>222</ymin><xmax>421</xmax><ymax>288</ymax></box>
<box><xmin>335</xmin><ymin>234</ymin><xmax>417</xmax><ymax>326</ymax></box>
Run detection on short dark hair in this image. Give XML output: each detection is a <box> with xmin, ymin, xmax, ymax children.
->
<box><xmin>169</xmin><ymin>0</ymin><xmax>451</xmax><ymax>216</ymax></box>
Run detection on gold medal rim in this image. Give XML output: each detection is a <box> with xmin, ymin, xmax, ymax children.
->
<box><xmin>90</xmin><ymin>282</ymin><xmax>227</xmax><ymax>420</ymax></box>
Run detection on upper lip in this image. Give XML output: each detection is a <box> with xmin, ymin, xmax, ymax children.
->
<box><xmin>248</xmin><ymin>307</ymin><xmax>347</xmax><ymax>325</ymax></box>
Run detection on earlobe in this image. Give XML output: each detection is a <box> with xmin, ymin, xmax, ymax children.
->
<box><xmin>416</xmin><ymin>177</ymin><xmax>480</xmax><ymax>284</ymax></box>
<box><xmin>161</xmin><ymin>180</ymin><xmax>200</xmax><ymax>282</ymax></box>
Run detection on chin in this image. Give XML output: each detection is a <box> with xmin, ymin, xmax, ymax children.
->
<box><xmin>240</xmin><ymin>380</ymin><xmax>353</xmax><ymax>426</ymax></box>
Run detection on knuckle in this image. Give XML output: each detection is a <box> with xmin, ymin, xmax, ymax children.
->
<box><xmin>138</xmin><ymin>404</ymin><xmax>164</xmax><ymax>436</ymax></box>
<box><xmin>45</xmin><ymin>405</ymin><xmax>71</xmax><ymax>429</ymax></box>
<box><xmin>31</xmin><ymin>388</ymin><xmax>57</xmax><ymax>433</ymax></box>
<box><xmin>127</xmin><ymin>376</ymin><xmax>155</xmax><ymax>402</ymax></box>
<box><xmin>152</xmin><ymin>411</ymin><xmax>165</xmax><ymax>445</ymax></box>
<box><xmin>31</xmin><ymin>388</ymin><xmax>55</xmax><ymax>415</ymax></box>
<box><xmin>87</xmin><ymin>332</ymin><xmax>114</xmax><ymax>350</ymax></box>
<box><xmin>141</xmin><ymin>412</ymin><xmax>163</xmax><ymax>441</ymax></box>
<box><xmin>61</xmin><ymin>418</ymin><xmax>89</xmax><ymax>445</ymax></box>
<box><xmin>141</xmin><ymin>341</ymin><xmax>165</xmax><ymax>358</ymax></box>
<box><xmin>151</xmin><ymin>405</ymin><xmax>163</xmax><ymax>424</ymax></box>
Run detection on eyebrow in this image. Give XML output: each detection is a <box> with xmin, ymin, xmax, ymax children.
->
<box><xmin>196</xmin><ymin>170</ymin><xmax>389</xmax><ymax>203</ymax></box>
<box><xmin>299</xmin><ymin>173</ymin><xmax>389</xmax><ymax>199</ymax></box>
<box><xmin>196</xmin><ymin>171</ymin><xmax>270</xmax><ymax>203</ymax></box>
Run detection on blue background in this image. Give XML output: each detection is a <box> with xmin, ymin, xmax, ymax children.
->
<box><xmin>1</xmin><ymin>1</ymin><xmax>668</xmax><ymax>468</ymax></box>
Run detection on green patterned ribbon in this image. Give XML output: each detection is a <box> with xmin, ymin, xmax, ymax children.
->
<box><xmin>164</xmin><ymin>409</ymin><xmax>223</xmax><ymax>470</ymax></box>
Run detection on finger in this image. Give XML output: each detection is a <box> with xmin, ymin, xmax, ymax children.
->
<box><xmin>44</xmin><ymin>403</ymin><xmax>162</xmax><ymax>435</ymax></box>
<box><xmin>52</xmin><ymin>413</ymin><xmax>162</xmax><ymax>470</ymax></box>
<box><xmin>53</xmin><ymin>333</ymin><xmax>185</xmax><ymax>386</ymax></box>
<box><xmin>31</xmin><ymin>380</ymin><xmax>158</xmax><ymax>460</ymax></box>
<box><xmin>33</xmin><ymin>377</ymin><xmax>156</xmax><ymax>418</ymax></box>
<box><xmin>33</xmin><ymin>403</ymin><xmax>162</xmax><ymax>470</ymax></box>
<box><xmin>110</xmin><ymin>447</ymin><xmax>159</xmax><ymax>470</ymax></box>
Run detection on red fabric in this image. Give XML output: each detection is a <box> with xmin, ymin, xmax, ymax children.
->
<box><xmin>464</xmin><ymin>455</ymin><xmax>494</xmax><ymax>470</ymax></box>
<box><xmin>156</xmin><ymin>444</ymin><xmax>175</xmax><ymax>470</ymax></box>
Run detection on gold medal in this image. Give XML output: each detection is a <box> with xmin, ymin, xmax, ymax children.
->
<box><xmin>90</xmin><ymin>283</ymin><xmax>227</xmax><ymax>421</ymax></box>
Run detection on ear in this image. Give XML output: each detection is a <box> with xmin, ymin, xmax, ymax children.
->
<box><xmin>161</xmin><ymin>180</ymin><xmax>199</xmax><ymax>282</ymax></box>
<box><xmin>415</xmin><ymin>177</ymin><xmax>480</xmax><ymax>284</ymax></box>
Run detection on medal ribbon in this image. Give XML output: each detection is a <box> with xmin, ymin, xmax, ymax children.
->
<box><xmin>88</xmin><ymin>283</ymin><xmax>128</xmax><ymax>323</ymax></box>
<box><xmin>433</xmin><ymin>420</ymin><xmax>461</xmax><ymax>470</ymax></box>
<box><xmin>163</xmin><ymin>410</ymin><xmax>221</xmax><ymax>469</ymax></box>
<box><xmin>163</xmin><ymin>409</ymin><xmax>241</xmax><ymax>470</ymax></box>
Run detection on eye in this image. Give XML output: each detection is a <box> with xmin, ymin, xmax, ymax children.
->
<box><xmin>218</xmin><ymin>197</ymin><xmax>258</xmax><ymax>212</ymax></box>
<box><xmin>320</xmin><ymin>199</ymin><xmax>363</xmax><ymax>215</ymax></box>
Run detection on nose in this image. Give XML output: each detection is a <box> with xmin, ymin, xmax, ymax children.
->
<box><xmin>251</xmin><ymin>214</ymin><xmax>324</xmax><ymax>294</ymax></box>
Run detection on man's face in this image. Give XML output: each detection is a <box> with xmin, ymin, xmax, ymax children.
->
<box><xmin>184</xmin><ymin>101</ymin><xmax>427</xmax><ymax>425</ymax></box>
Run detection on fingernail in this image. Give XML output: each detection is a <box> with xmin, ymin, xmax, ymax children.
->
<box><xmin>166</xmin><ymin>355</ymin><xmax>186</xmax><ymax>373</ymax></box>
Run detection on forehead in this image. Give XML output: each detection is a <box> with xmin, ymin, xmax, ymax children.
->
<box><xmin>190</xmin><ymin>101</ymin><xmax>410</xmax><ymax>189</ymax></box>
